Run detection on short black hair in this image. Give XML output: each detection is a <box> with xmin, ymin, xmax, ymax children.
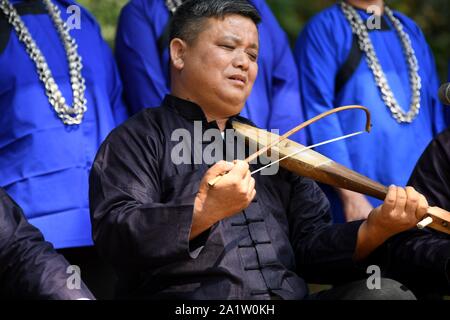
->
<box><xmin>169</xmin><ymin>0</ymin><xmax>261</xmax><ymax>44</ymax></box>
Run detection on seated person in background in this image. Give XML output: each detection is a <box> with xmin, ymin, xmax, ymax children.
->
<box><xmin>115</xmin><ymin>0</ymin><xmax>306</xmax><ymax>144</ymax></box>
<box><xmin>89</xmin><ymin>0</ymin><xmax>448</xmax><ymax>300</ymax></box>
<box><xmin>408</xmin><ymin>127</ymin><xmax>450</xmax><ymax>211</ymax></box>
<box><xmin>380</xmin><ymin>128</ymin><xmax>450</xmax><ymax>299</ymax></box>
<box><xmin>0</xmin><ymin>188</ymin><xmax>94</xmax><ymax>300</ymax></box>
<box><xmin>446</xmin><ymin>62</ymin><xmax>450</xmax><ymax>125</ymax></box>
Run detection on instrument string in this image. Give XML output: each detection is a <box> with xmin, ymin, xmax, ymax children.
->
<box><xmin>251</xmin><ymin>131</ymin><xmax>365</xmax><ymax>175</ymax></box>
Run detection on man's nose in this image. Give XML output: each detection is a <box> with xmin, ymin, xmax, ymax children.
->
<box><xmin>232</xmin><ymin>50</ymin><xmax>250</xmax><ymax>71</ymax></box>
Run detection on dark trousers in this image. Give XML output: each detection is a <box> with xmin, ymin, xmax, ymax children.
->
<box><xmin>308</xmin><ymin>278</ymin><xmax>416</xmax><ymax>300</ymax></box>
<box><xmin>58</xmin><ymin>246</ymin><xmax>117</xmax><ymax>300</ymax></box>
<box><xmin>55</xmin><ymin>248</ymin><xmax>417</xmax><ymax>301</ymax></box>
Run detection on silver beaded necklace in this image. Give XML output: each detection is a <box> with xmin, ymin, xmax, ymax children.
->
<box><xmin>340</xmin><ymin>1</ymin><xmax>421</xmax><ymax>123</ymax></box>
<box><xmin>0</xmin><ymin>0</ymin><xmax>87</xmax><ymax>125</ymax></box>
<box><xmin>165</xmin><ymin>0</ymin><xmax>184</xmax><ymax>14</ymax></box>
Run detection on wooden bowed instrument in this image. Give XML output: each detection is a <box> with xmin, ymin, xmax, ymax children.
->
<box><xmin>223</xmin><ymin>106</ymin><xmax>450</xmax><ymax>235</ymax></box>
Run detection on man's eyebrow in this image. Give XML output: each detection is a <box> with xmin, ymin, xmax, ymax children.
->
<box><xmin>220</xmin><ymin>35</ymin><xmax>259</xmax><ymax>50</ymax></box>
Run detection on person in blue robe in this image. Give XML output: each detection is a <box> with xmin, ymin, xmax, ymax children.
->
<box><xmin>294</xmin><ymin>1</ymin><xmax>445</xmax><ymax>222</ymax></box>
<box><xmin>115</xmin><ymin>0</ymin><xmax>306</xmax><ymax>144</ymax></box>
<box><xmin>0</xmin><ymin>0</ymin><xmax>128</xmax><ymax>249</ymax></box>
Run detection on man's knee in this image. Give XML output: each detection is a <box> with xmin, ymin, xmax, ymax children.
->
<box><xmin>312</xmin><ymin>278</ymin><xmax>417</xmax><ymax>300</ymax></box>
<box><xmin>355</xmin><ymin>278</ymin><xmax>416</xmax><ymax>300</ymax></box>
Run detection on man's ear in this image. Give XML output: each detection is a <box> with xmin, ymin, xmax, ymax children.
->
<box><xmin>170</xmin><ymin>38</ymin><xmax>187</xmax><ymax>70</ymax></box>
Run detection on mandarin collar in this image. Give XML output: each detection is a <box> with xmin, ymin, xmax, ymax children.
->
<box><xmin>162</xmin><ymin>94</ymin><xmax>240</xmax><ymax>128</ymax></box>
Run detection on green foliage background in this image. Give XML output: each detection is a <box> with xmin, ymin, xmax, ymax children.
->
<box><xmin>78</xmin><ymin>0</ymin><xmax>449</xmax><ymax>81</ymax></box>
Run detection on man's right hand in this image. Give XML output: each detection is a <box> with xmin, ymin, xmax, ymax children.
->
<box><xmin>190</xmin><ymin>160</ymin><xmax>256</xmax><ymax>239</ymax></box>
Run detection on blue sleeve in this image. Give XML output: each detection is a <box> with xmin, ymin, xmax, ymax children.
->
<box><xmin>256</xmin><ymin>2</ymin><xmax>306</xmax><ymax>144</ymax></box>
<box><xmin>101</xmin><ymin>40</ymin><xmax>129</xmax><ymax>125</ymax></box>
<box><xmin>294</xmin><ymin>17</ymin><xmax>353</xmax><ymax>169</ymax></box>
<box><xmin>413</xmin><ymin>24</ymin><xmax>446</xmax><ymax>135</ymax></box>
<box><xmin>115</xmin><ymin>0</ymin><xmax>170</xmax><ymax>114</ymax></box>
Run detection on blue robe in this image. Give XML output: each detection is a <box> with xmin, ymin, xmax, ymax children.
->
<box><xmin>0</xmin><ymin>0</ymin><xmax>128</xmax><ymax>248</ymax></box>
<box><xmin>115</xmin><ymin>0</ymin><xmax>306</xmax><ymax>144</ymax></box>
<box><xmin>294</xmin><ymin>4</ymin><xmax>445</xmax><ymax>221</ymax></box>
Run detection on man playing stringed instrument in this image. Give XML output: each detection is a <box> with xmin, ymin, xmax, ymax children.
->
<box><xmin>89</xmin><ymin>0</ymin><xmax>449</xmax><ymax>299</ymax></box>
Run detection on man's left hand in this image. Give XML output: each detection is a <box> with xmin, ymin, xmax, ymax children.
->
<box><xmin>367</xmin><ymin>185</ymin><xmax>428</xmax><ymax>238</ymax></box>
<box><xmin>354</xmin><ymin>185</ymin><xmax>428</xmax><ymax>260</ymax></box>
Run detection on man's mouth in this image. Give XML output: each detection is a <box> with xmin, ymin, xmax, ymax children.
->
<box><xmin>228</xmin><ymin>74</ymin><xmax>247</xmax><ymax>85</ymax></box>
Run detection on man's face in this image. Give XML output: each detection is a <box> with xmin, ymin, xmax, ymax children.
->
<box><xmin>173</xmin><ymin>14</ymin><xmax>259</xmax><ymax>120</ymax></box>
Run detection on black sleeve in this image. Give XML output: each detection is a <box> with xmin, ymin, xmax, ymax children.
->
<box><xmin>0</xmin><ymin>189</ymin><xmax>94</xmax><ymax>300</ymax></box>
<box><xmin>89</xmin><ymin>122</ymin><xmax>205</xmax><ymax>274</ymax></box>
<box><xmin>384</xmin><ymin>229</ymin><xmax>450</xmax><ymax>294</ymax></box>
<box><xmin>402</xmin><ymin>129</ymin><xmax>450</xmax><ymax>293</ymax></box>
<box><xmin>408</xmin><ymin>127</ymin><xmax>450</xmax><ymax>210</ymax></box>
<box><xmin>287</xmin><ymin>175</ymin><xmax>367</xmax><ymax>284</ymax></box>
